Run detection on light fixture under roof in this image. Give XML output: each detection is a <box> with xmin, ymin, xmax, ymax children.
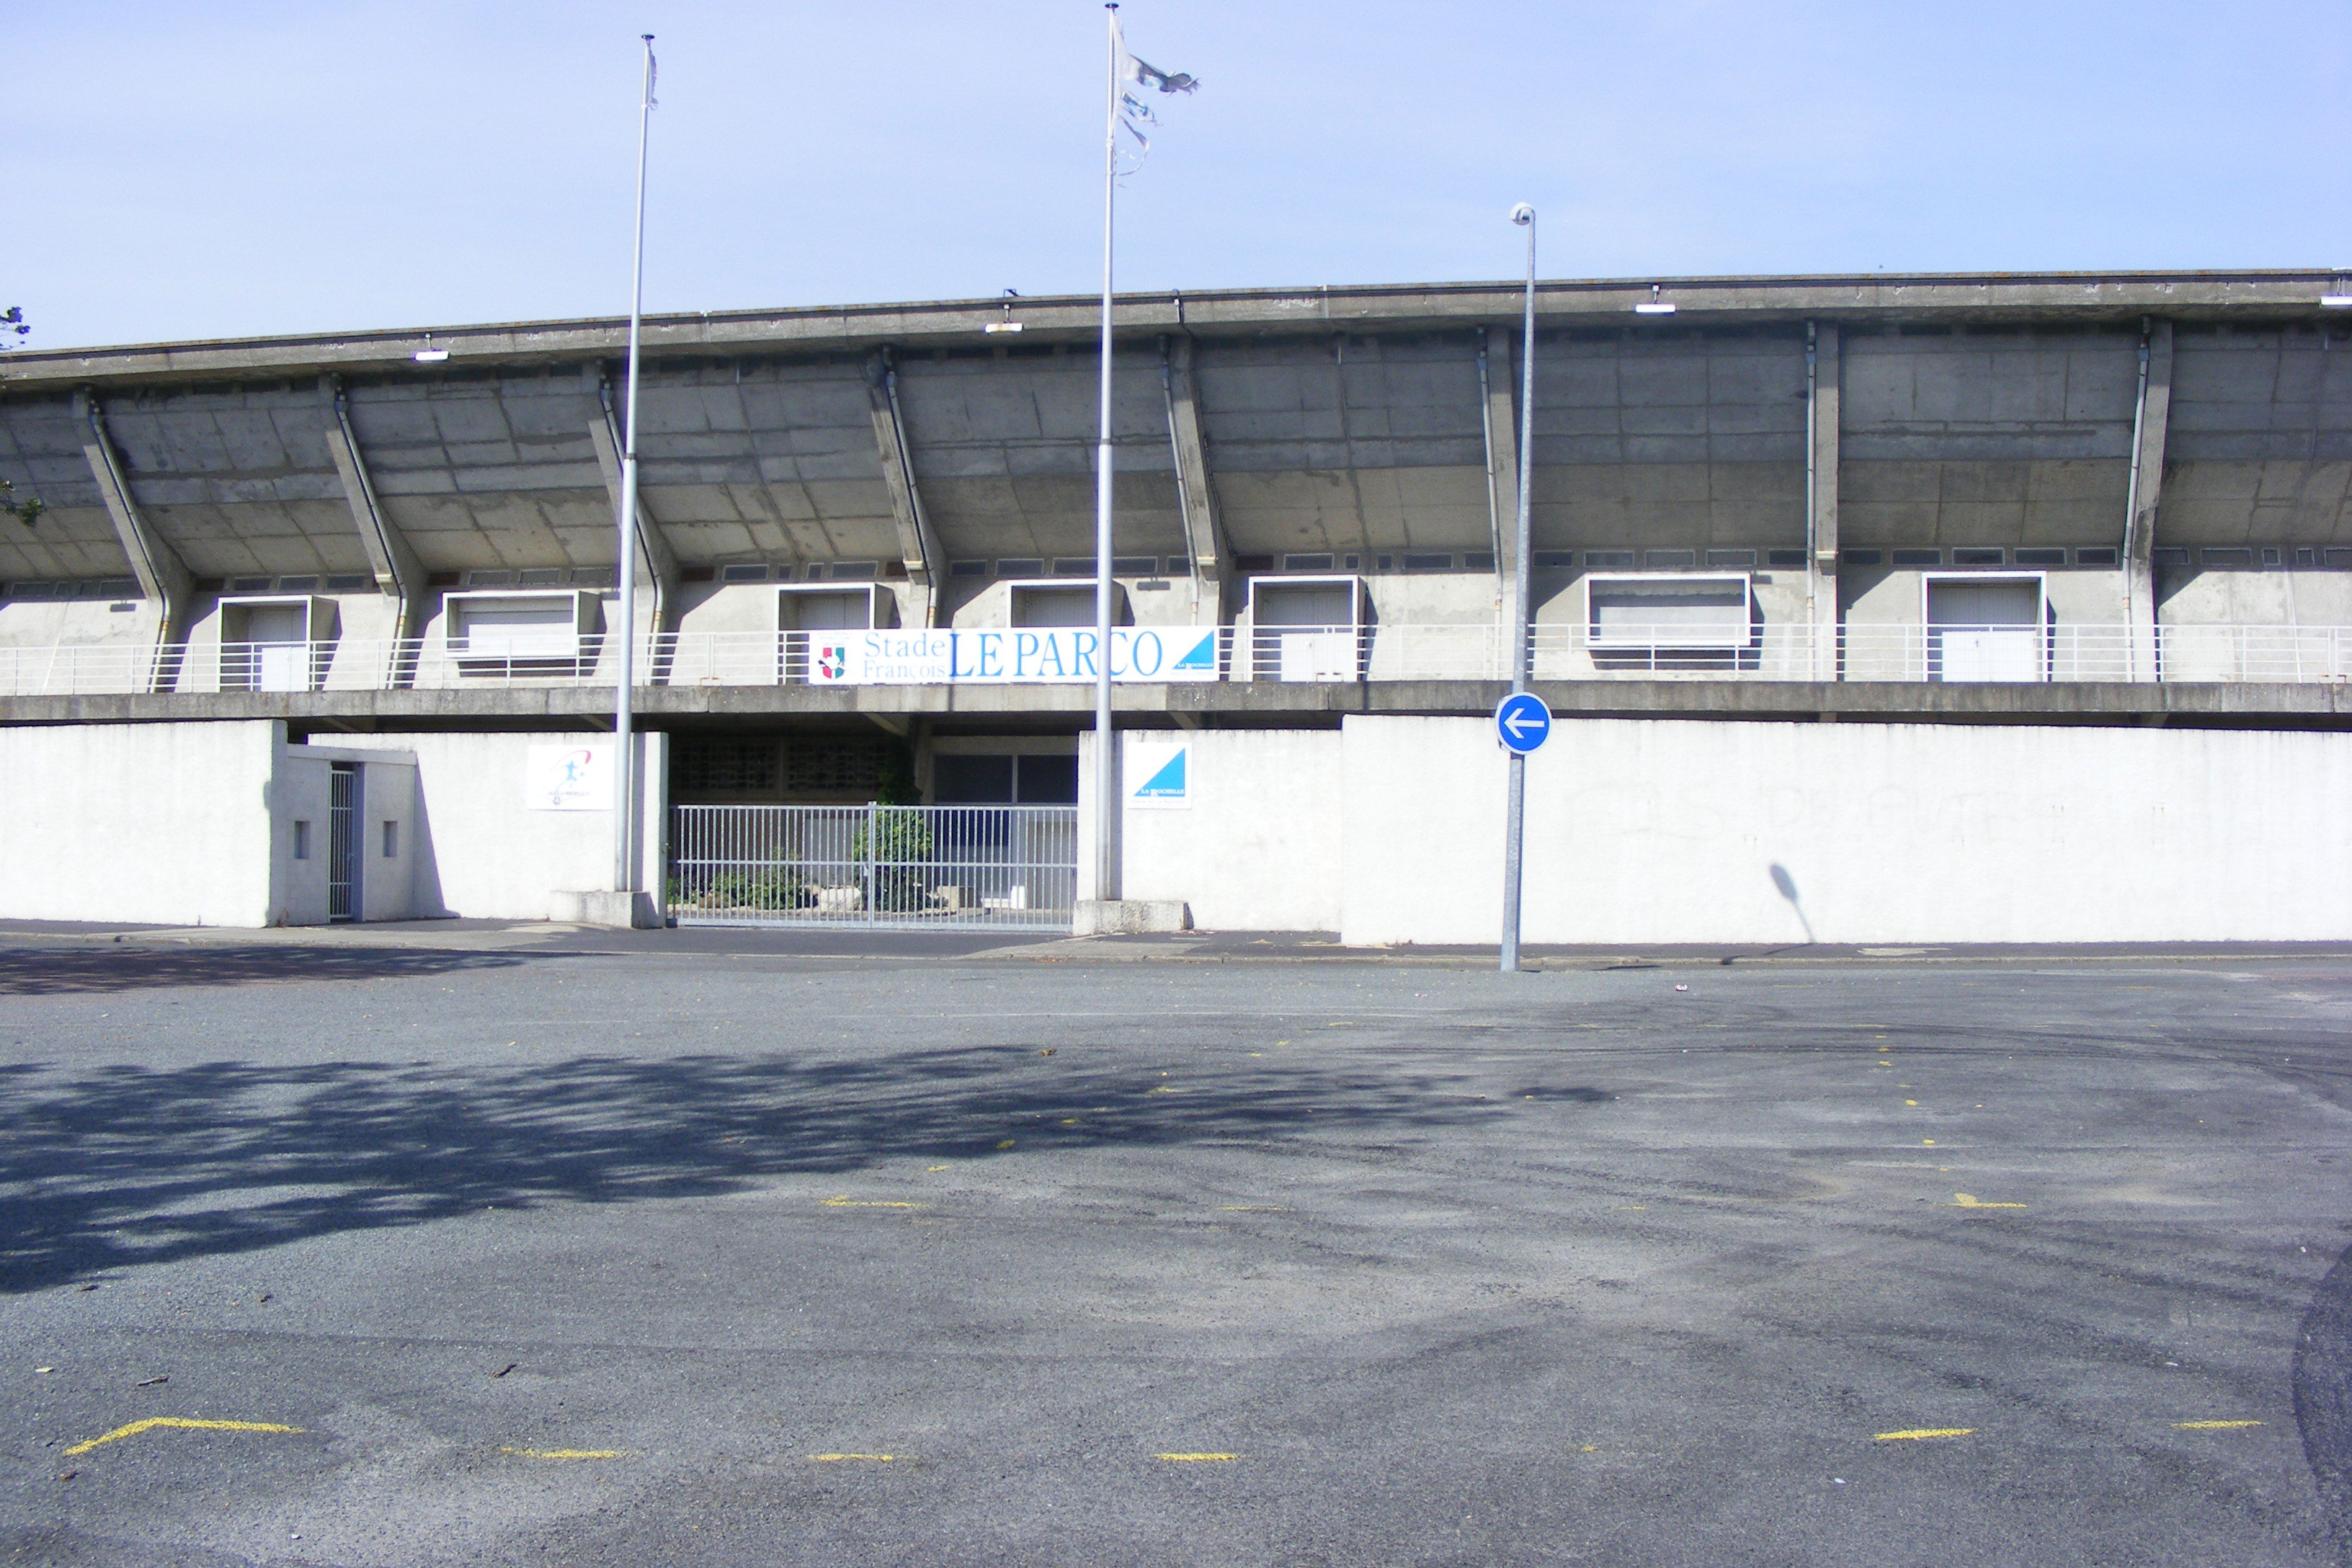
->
<box><xmin>2323</xmin><ymin>295</ymin><xmax>2352</xmax><ymax>309</ymax></box>
<box><xmin>1634</xmin><ymin>283</ymin><xmax>1676</xmax><ymax>316</ymax></box>
<box><xmin>413</xmin><ymin>331</ymin><xmax>450</xmax><ymax>363</ymax></box>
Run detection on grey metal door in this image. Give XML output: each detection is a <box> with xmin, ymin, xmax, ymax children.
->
<box><xmin>327</xmin><ymin>762</ymin><xmax>360</xmax><ymax>922</ymax></box>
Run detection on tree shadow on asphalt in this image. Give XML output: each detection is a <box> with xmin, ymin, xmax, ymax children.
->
<box><xmin>0</xmin><ymin>944</ymin><xmax>543</xmax><ymax>996</ymax></box>
<box><xmin>0</xmin><ymin>1045</ymin><xmax>1535</xmax><ymax>1294</ymax></box>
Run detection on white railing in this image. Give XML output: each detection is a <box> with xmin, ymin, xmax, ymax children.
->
<box><xmin>2</xmin><ymin>623</ymin><xmax>2348</xmax><ymax>699</ymax></box>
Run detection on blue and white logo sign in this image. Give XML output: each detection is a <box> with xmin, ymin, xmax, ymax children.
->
<box><xmin>1126</xmin><ymin>738</ymin><xmax>1190</xmax><ymax>810</ymax></box>
<box><xmin>1494</xmin><ymin>692</ymin><xmax>1551</xmax><ymax>755</ymax></box>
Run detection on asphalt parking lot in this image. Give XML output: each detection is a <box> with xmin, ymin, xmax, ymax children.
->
<box><xmin>2</xmin><ymin>939</ymin><xmax>2349</xmax><ymax>1567</ymax></box>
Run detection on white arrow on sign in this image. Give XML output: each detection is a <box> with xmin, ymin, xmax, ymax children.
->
<box><xmin>1501</xmin><ymin>710</ymin><xmax>1544</xmax><ymax>741</ymax></box>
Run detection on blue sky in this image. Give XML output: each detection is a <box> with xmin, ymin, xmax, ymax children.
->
<box><xmin>9</xmin><ymin>1</ymin><xmax>2350</xmax><ymax>349</ymax></box>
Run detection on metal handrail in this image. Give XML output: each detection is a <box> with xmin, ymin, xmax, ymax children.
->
<box><xmin>1</xmin><ymin>623</ymin><xmax>2348</xmax><ymax>696</ymax></box>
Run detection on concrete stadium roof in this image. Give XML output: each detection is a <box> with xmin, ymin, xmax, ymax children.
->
<box><xmin>2</xmin><ymin>269</ymin><xmax>2348</xmax><ymax>587</ymax></box>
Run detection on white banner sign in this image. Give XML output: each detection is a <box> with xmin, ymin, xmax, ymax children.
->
<box><xmin>1126</xmin><ymin>738</ymin><xmax>1190</xmax><ymax>809</ymax></box>
<box><xmin>809</xmin><ymin>627</ymin><xmax>1218</xmax><ymax>686</ymax></box>
<box><xmin>525</xmin><ymin>743</ymin><xmax>613</xmax><ymax>811</ymax></box>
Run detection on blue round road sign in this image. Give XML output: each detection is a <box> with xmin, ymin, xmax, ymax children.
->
<box><xmin>1494</xmin><ymin>692</ymin><xmax>1552</xmax><ymax>754</ymax></box>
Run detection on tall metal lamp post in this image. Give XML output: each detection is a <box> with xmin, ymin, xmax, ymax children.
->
<box><xmin>1499</xmin><ymin>203</ymin><xmax>1537</xmax><ymax>972</ymax></box>
<box><xmin>612</xmin><ymin>35</ymin><xmax>655</xmax><ymax>901</ymax></box>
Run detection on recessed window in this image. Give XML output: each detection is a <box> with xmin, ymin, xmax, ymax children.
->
<box><xmin>828</xmin><ymin>561</ymin><xmax>879</xmax><ymax>580</ymax></box>
<box><xmin>1052</xmin><ymin>558</ymin><xmax>1093</xmax><ymax>575</ymax></box>
<box><xmin>1644</xmin><ymin>550</ymin><xmax>1696</xmax><ymax>569</ymax></box>
<box><xmin>1401</xmin><ymin>553</ymin><xmax>1452</xmax><ymax>571</ymax></box>
<box><xmin>2261</xmin><ymin>547</ymin><xmax>2284</xmax><ymax>566</ymax></box>
<box><xmin>230</xmin><ymin>576</ymin><xmax>272</xmax><ymax>592</ymax></box>
<box><xmin>1533</xmin><ymin>551</ymin><xmax>1576</xmax><ymax>569</ymax></box>
<box><xmin>1767</xmin><ymin>549</ymin><xmax>1808</xmax><ymax>567</ymax></box>
<box><xmin>1463</xmin><ymin>551</ymin><xmax>1496</xmax><ymax>571</ymax></box>
<box><xmin>1951</xmin><ymin>548</ymin><xmax>2005</xmax><ymax>566</ymax></box>
<box><xmin>2073</xmin><ymin>547</ymin><xmax>2119</xmax><ymax>566</ymax></box>
<box><xmin>1584</xmin><ymin>551</ymin><xmax>1636</xmax><ymax>569</ymax></box>
<box><xmin>2013</xmin><ymin>548</ymin><xmax>2067</xmax><ymax>566</ymax></box>
<box><xmin>1891</xmin><ymin>549</ymin><xmax>1942</xmax><ymax>566</ymax></box>
<box><xmin>1164</xmin><ymin>556</ymin><xmax>1194</xmax><ymax>576</ymax></box>
<box><xmin>1841</xmin><ymin>549</ymin><xmax>1884</xmax><ymax>566</ymax></box>
<box><xmin>1111</xmin><ymin>556</ymin><xmax>1158</xmax><ymax>574</ymax></box>
<box><xmin>465</xmin><ymin>569</ymin><xmax>514</xmax><ymax>587</ymax></box>
<box><xmin>1586</xmin><ymin>574</ymin><xmax>1752</xmax><ymax>649</ymax></box>
<box><xmin>2295</xmin><ymin>548</ymin><xmax>2317</xmax><ymax>566</ymax></box>
<box><xmin>721</xmin><ymin>564</ymin><xmax>772</xmax><ymax>582</ymax></box>
<box><xmin>2324</xmin><ymin>548</ymin><xmax>2352</xmax><ymax>569</ymax></box>
<box><xmin>996</xmin><ymin>558</ymin><xmax>1045</xmax><ymax>576</ymax></box>
<box><xmin>2152</xmin><ymin>547</ymin><xmax>2190</xmax><ymax>566</ymax></box>
<box><xmin>293</xmin><ymin>821</ymin><xmax>311</xmax><ymax>860</ymax></box>
<box><xmin>950</xmin><ymin>560</ymin><xmax>989</xmax><ymax>578</ymax></box>
<box><xmin>516</xmin><ymin>568</ymin><xmax>565</xmax><ymax>586</ymax></box>
<box><xmin>1706</xmin><ymin>549</ymin><xmax>1758</xmax><ymax>568</ymax></box>
<box><xmin>324</xmin><ymin>574</ymin><xmax>373</xmax><ymax>591</ymax></box>
<box><xmin>2201</xmin><ymin>547</ymin><xmax>2254</xmax><ymax>567</ymax></box>
<box><xmin>277</xmin><ymin>575</ymin><xmax>321</xmax><ymax>592</ymax></box>
<box><xmin>380</xmin><ymin>821</ymin><xmax>399</xmax><ymax>859</ymax></box>
<box><xmin>1285</xmin><ymin>553</ymin><xmax>1337</xmax><ymax>571</ymax></box>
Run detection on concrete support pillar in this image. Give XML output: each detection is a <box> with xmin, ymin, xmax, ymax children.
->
<box><xmin>1806</xmin><ymin>324</ymin><xmax>1841</xmax><ymax>682</ymax></box>
<box><xmin>1160</xmin><ymin>336</ymin><xmax>1231</xmax><ymax>624</ymax></box>
<box><xmin>588</xmin><ymin>368</ymin><xmax>681</xmax><ymax>638</ymax></box>
<box><xmin>2123</xmin><ymin>319</ymin><xmax>2174</xmax><ymax>683</ymax></box>
<box><xmin>865</xmin><ymin>349</ymin><xmax>945</xmax><ymax>628</ymax></box>
<box><xmin>74</xmin><ymin>388</ymin><xmax>192</xmax><ymax>693</ymax></box>
<box><xmin>1479</xmin><ymin>326</ymin><xmax>1522</xmax><ymax>607</ymax></box>
<box><xmin>318</xmin><ymin>378</ymin><xmax>427</xmax><ymax>666</ymax></box>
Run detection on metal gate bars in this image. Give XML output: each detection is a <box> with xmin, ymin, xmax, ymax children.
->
<box><xmin>669</xmin><ymin>804</ymin><xmax>1079</xmax><ymax>930</ymax></box>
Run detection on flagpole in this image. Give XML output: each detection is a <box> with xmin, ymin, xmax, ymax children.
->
<box><xmin>1091</xmin><ymin>3</ymin><xmax>1120</xmax><ymax>904</ymax></box>
<box><xmin>613</xmin><ymin>34</ymin><xmax>654</xmax><ymax>899</ymax></box>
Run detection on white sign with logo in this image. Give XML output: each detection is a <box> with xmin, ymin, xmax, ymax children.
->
<box><xmin>1125</xmin><ymin>738</ymin><xmax>1190</xmax><ymax>810</ymax></box>
<box><xmin>809</xmin><ymin>627</ymin><xmax>1219</xmax><ymax>686</ymax></box>
<box><xmin>525</xmin><ymin>743</ymin><xmax>613</xmax><ymax>811</ymax></box>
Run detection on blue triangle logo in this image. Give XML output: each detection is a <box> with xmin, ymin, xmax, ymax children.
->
<box><xmin>1136</xmin><ymin>747</ymin><xmax>1187</xmax><ymax>798</ymax></box>
<box><xmin>1171</xmin><ymin>633</ymin><xmax>1216</xmax><ymax>672</ymax></box>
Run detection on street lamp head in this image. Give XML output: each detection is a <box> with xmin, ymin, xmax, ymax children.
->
<box><xmin>1509</xmin><ymin>203</ymin><xmax>1535</xmax><ymax>227</ymax></box>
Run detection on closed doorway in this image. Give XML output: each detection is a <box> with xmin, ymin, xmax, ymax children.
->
<box><xmin>1925</xmin><ymin>576</ymin><xmax>2044</xmax><ymax>682</ymax></box>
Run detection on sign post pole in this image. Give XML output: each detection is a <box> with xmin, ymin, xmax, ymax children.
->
<box><xmin>1500</xmin><ymin>203</ymin><xmax>1538</xmax><ymax>972</ymax></box>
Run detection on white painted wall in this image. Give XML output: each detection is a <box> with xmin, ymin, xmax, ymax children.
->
<box><xmin>321</xmin><ymin>730</ymin><xmax>667</xmax><ymax>920</ymax></box>
<box><xmin>0</xmin><ymin>719</ymin><xmax>280</xmax><ymax>925</ymax></box>
<box><xmin>1094</xmin><ymin>727</ymin><xmax>1345</xmax><ymax>932</ymax></box>
<box><xmin>1338</xmin><ymin>716</ymin><xmax>2352</xmax><ymax>945</ymax></box>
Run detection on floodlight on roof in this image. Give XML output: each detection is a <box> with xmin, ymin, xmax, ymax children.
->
<box><xmin>413</xmin><ymin>332</ymin><xmax>450</xmax><ymax>363</ymax></box>
<box><xmin>2322</xmin><ymin>295</ymin><xmax>2352</xmax><ymax>309</ymax></box>
<box><xmin>1634</xmin><ymin>283</ymin><xmax>1676</xmax><ymax>316</ymax></box>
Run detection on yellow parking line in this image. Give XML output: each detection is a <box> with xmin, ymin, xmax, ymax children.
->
<box><xmin>1875</xmin><ymin>1427</ymin><xmax>1974</xmax><ymax>1442</ymax></box>
<box><xmin>64</xmin><ymin>1417</ymin><xmax>301</xmax><ymax>1456</ymax></box>
<box><xmin>2175</xmin><ymin>1420</ymin><xmax>2263</xmax><ymax>1430</ymax></box>
<box><xmin>810</xmin><ymin>1453</ymin><xmax>894</xmax><ymax>1461</ymax></box>
<box><xmin>1157</xmin><ymin>1452</ymin><xmax>1238</xmax><ymax>1461</ymax></box>
<box><xmin>1951</xmin><ymin>1194</ymin><xmax>2027</xmax><ymax>1209</ymax></box>
<box><xmin>502</xmin><ymin>1447</ymin><xmax>623</xmax><ymax>1460</ymax></box>
<box><xmin>822</xmin><ymin>1197</ymin><xmax>921</xmax><ymax>1208</ymax></box>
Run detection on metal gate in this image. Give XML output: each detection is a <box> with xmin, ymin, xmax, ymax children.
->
<box><xmin>669</xmin><ymin>804</ymin><xmax>1079</xmax><ymax>930</ymax></box>
<box><xmin>327</xmin><ymin>762</ymin><xmax>360</xmax><ymax>922</ymax></box>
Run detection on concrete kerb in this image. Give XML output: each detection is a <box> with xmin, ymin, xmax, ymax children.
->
<box><xmin>3</xmin><ymin>920</ymin><xmax>2347</xmax><ymax>968</ymax></box>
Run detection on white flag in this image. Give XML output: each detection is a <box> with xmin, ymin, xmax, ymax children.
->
<box><xmin>1114</xmin><ymin>16</ymin><xmax>1196</xmax><ymax>164</ymax></box>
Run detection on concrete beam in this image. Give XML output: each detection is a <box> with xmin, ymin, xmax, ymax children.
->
<box><xmin>867</xmin><ymin>349</ymin><xmax>945</xmax><ymax>628</ymax></box>
<box><xmin>1479</xmin><ymin>327</ymin><xmax>1520</xmax><ymax>593</ymax></box>
<box><xmin>1159</xmin><ymin>336</ymin><xmax>1230</xmax><ymax>620</ymax></box>
<box><xmin>2123</xmin><ymin>319</ymin><xmax>2175</xmax><ymax>684</ymax></box>
<box><xmin>590</xmin><ymin>369</ymin><xmax>681</xmax><ymax>635</ymax></box>
<box><xmin>73</xmin><ymin>388</ymin><xmax>191</xmax><ymax>693</ymax></box>
<box><xmin>10</xmin><ymin>271</ymin><xmax>2345</xmax><ymax>393</ymax></box>
<box><xmin>1807</xmin><ymin>323</ymin><xmax>1841</xmax><ymax>681</ymax></box>
<box><xmin>318</xmin><ymin>377</ymin><xmax>425</xmax><ymax>645</ymax></box>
